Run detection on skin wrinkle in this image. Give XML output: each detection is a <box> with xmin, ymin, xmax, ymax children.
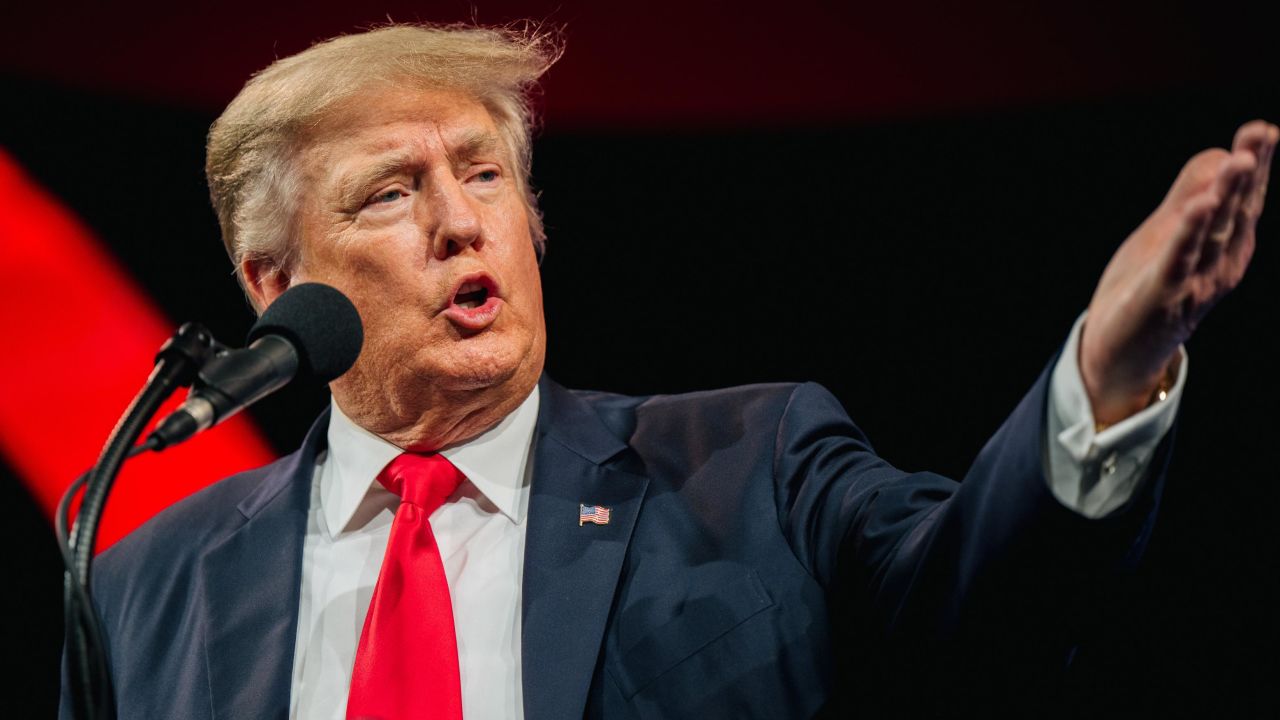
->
<box><xmin>243</xmin><ymin>86</ymin><xmax>545</xmax><ymax>453</ymax></box>
<box><xmin>331</xmin><ymin>133</ymin><xmax>500</xmax><ymax>216</ymax></box>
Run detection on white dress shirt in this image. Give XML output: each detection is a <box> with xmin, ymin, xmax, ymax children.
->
<box><xmin>289</xmin><ymin>388</ymin><xmax>539</xmax><ymax>720</ymax></box>
<box><xmin>287</xmin><ymin>317</ymin><xmax>1184</xmax><ymax>719</ymax></box>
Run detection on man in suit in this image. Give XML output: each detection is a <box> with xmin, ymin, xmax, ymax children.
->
<box><xmin>66</xmin><ymin>23</ymin><xmax>1275</xmax><ymax>719</ymax></box>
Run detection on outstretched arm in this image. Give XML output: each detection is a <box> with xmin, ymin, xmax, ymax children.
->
<box><xmin>777</xmin><ymin>122</ymin><xmax>1276</xmax><ymax>665</ymax></box>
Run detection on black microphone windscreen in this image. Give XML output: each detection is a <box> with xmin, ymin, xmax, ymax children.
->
<box><xmin>247</xmin><ymin>283</ymin><xmax>363</xmax><ymax>382</ymax></box>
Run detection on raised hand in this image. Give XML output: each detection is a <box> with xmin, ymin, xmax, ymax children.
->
<box><xmin>1080</xmin><ymin>120</ymin><xmax>1278</xmax><ymax>426</ymax></box>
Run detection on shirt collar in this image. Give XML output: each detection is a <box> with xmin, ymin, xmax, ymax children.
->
<box><xmin>322</xmin><ymin>386</ymin><xmax>540</xmax><ymax>536</ymax></box>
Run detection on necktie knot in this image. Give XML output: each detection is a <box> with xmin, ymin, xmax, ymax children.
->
<box><xmin>377</xmin><ymin>452</ymin><xmax>464</xmax><ymax>515</ymax></box>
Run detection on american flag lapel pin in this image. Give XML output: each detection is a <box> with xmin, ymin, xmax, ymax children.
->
<box><xmin>579</xmin><ymin>503</ymin><xmax>612</xmax><ymax>526</ymax></box>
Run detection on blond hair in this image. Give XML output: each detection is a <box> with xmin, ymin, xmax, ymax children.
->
<box><xmin>206</xmin><ymin>23</ymin><xmax>562</xmax><ymax>300</ymax></box>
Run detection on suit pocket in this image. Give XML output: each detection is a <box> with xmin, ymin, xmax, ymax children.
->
<box><xmin>607</xmin><ymin>570</ymin><xmax>774</xmax><ymax>699</ymax></box>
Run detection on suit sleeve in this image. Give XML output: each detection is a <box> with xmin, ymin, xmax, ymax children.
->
<box><xmin>771</xmin><ymin>358</ymin><xmax>1171</xmax><ymax>647</ymax></box>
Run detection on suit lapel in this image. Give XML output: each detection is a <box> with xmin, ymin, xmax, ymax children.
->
<box><xmin>199</xmin><ymin>410</ymin><xmax>329</xmax><ymax>720</ymax></box>
<box><xmin>522</xmin><ymin>379</ymin><xmax>649</xmax><ymax>720</ymax></box>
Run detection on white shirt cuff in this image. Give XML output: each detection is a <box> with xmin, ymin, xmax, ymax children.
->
<box><xmin>1045</xmin><ymin>312</ymin><xmax>1186</xmax><ymax>519</ymax></box>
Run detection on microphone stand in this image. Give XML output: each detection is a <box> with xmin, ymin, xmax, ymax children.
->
<box><xmin>59</xmin><ymin>322</ymin><xmax>217</xmax><ymax>720</ymax></box>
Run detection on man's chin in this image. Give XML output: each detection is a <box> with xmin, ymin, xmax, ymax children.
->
<box><xmin>439</xmin><ymin>364</ymin><xmax>521</xmax><ymax>392</ymax></box>
<box><xmin>428</xmin><ymin>342</ymin><xmax>540</xmax><ymax>395</ymax></box>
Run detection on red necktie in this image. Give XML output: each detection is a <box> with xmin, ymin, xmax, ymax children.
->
<box><xmin>346</xmin><ymin>453</ymin><xmax>466</xmax><ymax>720</ymax></box>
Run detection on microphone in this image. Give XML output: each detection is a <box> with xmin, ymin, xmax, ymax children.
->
<box><xmin>148</xmin><ymin>283</ymin><xmax>363</xmax><ymax>450</ymax></box>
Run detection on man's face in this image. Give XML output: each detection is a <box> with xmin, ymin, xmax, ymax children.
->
<box><xmin>281</xmin><ymin>86</ymin><xmax>545</xmax><ymax>423</ymax></box>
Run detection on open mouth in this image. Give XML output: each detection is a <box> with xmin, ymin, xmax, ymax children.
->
<box><xmin>453</xmin><ymin>281</ymin><xmax>490</xmax><ymax>309</ymax></box>
<box><xmin>443</xmin><ymin>273</ymin><xmax>503</xmax><ymax>330</ymax></box>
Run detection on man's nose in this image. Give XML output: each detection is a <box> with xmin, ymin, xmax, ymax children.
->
<box><xmin>424</xmin><ymin>171</ymin><xmax>483</xmax><ymax>260</ymax></box>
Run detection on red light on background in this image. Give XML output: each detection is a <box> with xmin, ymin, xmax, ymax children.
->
<box><xmin>0</xmin><ymin>147</ymin><xmax>277</xmax><ymax>552</ymax></box>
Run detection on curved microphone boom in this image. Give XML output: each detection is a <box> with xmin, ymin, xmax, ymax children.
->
<box><xmin>149</xmin><ymin>283</ymin><xmax>363</xmax><ymax>449</ymax></box>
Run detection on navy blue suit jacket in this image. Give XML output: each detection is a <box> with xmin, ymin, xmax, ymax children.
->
<box><xmin>67</xmin><ymin>365</ymin><xmax>1169</xmax><ymax>718</ymax></box>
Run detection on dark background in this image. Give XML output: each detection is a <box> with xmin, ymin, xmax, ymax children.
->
<box><xmin>1</xmin><ymin>0</ymin><xmax>1276</xmax><ymax>716</ymax></box>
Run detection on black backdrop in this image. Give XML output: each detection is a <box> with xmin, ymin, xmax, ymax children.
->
<box><xmin>2</xmin><ymin>25</ymin><xmax>1278</xmax><ymax>717</ymax></box>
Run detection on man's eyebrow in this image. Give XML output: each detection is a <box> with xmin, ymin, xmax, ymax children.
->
<box><xmin>336</xmin><ymin>152</ymin><xmax>421</xmax><ymax>207</ymax></box>
<box><xmin>447</xmin><ymin>131</ymin><xmax>502</xmax><ymax>170</ymax></box>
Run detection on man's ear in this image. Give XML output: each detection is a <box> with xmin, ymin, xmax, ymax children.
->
<box><xmin>240</xmin><ymin>257</ymin><xmax>292</xmax><ymax>312</ymax></box>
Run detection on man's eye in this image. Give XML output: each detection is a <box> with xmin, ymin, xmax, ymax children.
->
<box><xmin>371</xmin><ymin>189</ymin><xmax>405</xmax><ymax>204</ymax></box>
<box><xmin>474</xmin><ymin>170</ymin><xmax>499</xmax><ymax>183</ymax></box>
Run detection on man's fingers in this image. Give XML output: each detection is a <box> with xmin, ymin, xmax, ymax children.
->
<box><xmin>1219</xmin><ymin>122</ymin><xmax>1278</xmax><ymax>281</ymax></box>
<box><xmin>1166</xmin><ymin>193</ymin><xmax>1216</xmax><ymax>284</ymax></box>
<box><xmin>1231</xmin><ymin>119</ymin><xmax>1272</xmax><ymax>152</ymax></box>
<box><xmin>1232</xmin><ymin>120</ymin><xmax>1276</xmax><ymax>215</ymax></box>
<box><xmin>1198</xmin><ymin>153</ymin><xmax>1256</xmax><ymax>272</ymax></box>
<box><xmin>1165</xmin><ymin>148</ymin><xmax>1231</xmax><ymax>206</ymax></box>
<box><xmin>1254</xmin><ymin>134</ymin><xmax>1275</xmax><ymax>213</ymax></box>
<box><xmin>1200</xmin><ymin>166</ymin><xmax>1249</xmax><ymax>272</ymax></box>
